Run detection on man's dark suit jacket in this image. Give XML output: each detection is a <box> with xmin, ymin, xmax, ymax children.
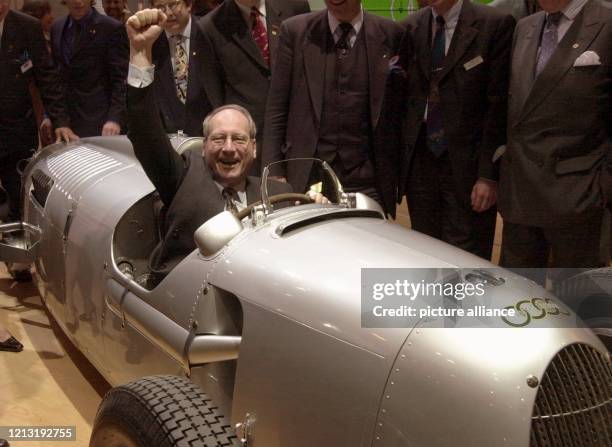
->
<box><xmin>396</xmin><ymin>1</ymin><xmax>515</xmax><ymax>203</ymax></box>
<box><xmin>199</xmin><ymin>0</ymin><xmax>310</xmax><ymax>173</ymax></box>
<box><xmin>0</xmin><ymin>10</ymin><xmax>69</xmax><ymax>155</ymax></box>
<box><xmin>261</xmin><ymin>9</ymin><xmax>404</xmax><ymax>216</ymax></box>
<box><xmin>152</xmin><ymin>17</ymin><xmax>212</xmax><ymax>137</ymax></box>
<box><xmin>51</xmin><ymin>9</ymin><xmax>128</xmax><ymax>137</ymax></box>
<box><xmin>499</xmin><ymin>0</ymin><xmax>612</xmax><ymax>228</ymax></box>
<box><xmin>128</xmin><ymin>85</ymin><xmax>291</xmax><ymax>274</ymax></box>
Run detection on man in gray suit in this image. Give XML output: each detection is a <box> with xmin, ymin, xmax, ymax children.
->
<box><xmin>199</xmin><ymin>0</ymin><xmax>310</xmax><ymax>174</ymax></box>
<box><xmin>262</xmin><ymin>0</ymin><xmax>404</xmax><ymax>216</ymax></box>
<box><xmin>498</xmin><ymin>0</ymin><xmax>611</xmax><ymax>277</ymax></box>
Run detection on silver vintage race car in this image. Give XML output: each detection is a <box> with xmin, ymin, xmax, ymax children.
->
<box><xmin>0</xmin><ymin>136</ymin><xmax>610</xmax><ymax>447</ymax></box>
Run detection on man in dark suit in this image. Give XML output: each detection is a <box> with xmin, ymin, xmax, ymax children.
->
<box><xmin>498</xmin><ymin>0</ymin><xmax>611</xmax><ymax>276</ymax></box>
<box><xmin>126</xmin><ymin>8</ymin><xmax>321</xmax><ymax>275</ymax></box>
<box><xmin>396</xmin><ymin>0</ymin><xmax>515</xmax><ymax>259</ymax></box>
<box><xmin>200</xmin><ymin>0</ymin><xmax>310</xmax><ymax>174</ymax></box>
<box><xmin>51</xmin><ymin>0</ymin><xmax>128</xmax><ymax>137</ymax></box>
<box><xmin>0</xmin><ymin>1</ymin><xmax>77</xmax><ymax>220</ymax></box>
<box><xmin>261</xmin><ymin>0</ymin><xmax>404</xmax><ymax>216</ymax></box>
<box><xmin>149</xmin><ymin>0</ymin><xmax>212</xmax><ymax>136</ymax></box>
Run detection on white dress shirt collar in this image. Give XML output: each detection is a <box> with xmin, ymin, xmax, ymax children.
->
<box><xmin>327</xmin><ymin>7</ymin><xmax>364</xmax><ymax>41</ymax></box>
<box><xmin>431</xmin><ymin>0</ymin><xmax>463</xmax><ymax>30</ymax></box>
<box><xmin>235</xmin><ymin>0</ymin><xmax>267</xmax><ymax>30</ymax></box>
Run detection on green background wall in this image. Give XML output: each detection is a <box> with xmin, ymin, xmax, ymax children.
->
<box><xmin>308</xmin><ymin>0</ymin><xmax>493</xmax><ymax>21</ymax></box>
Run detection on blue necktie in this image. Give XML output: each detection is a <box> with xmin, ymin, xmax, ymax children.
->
<box><xmin>535</xmin><ymin>12</ymin><xmax>562</xmax><ymax>77</ymax></box>
<box><xmin>426</xmin><ymin>15</ymin><xmax>447</xmax><ymax>157</ymax></box>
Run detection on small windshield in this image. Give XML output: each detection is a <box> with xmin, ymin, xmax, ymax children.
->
<box><xmin>260</xmin><ymin>158</ymin><xmax>346</xmax><ymax>214</ymax></box>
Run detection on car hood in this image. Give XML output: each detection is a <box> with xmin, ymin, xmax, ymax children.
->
<box><xmin>208</xmin><ymin>212</ymin><xmax>576</xmax><ymax>358</ymax></box>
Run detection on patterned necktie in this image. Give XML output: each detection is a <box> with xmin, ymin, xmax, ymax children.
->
<box><xmin>222</xmin><ymin>187</ymin><xmax>239</xmax><ymax>214</ymax></box>
<box><xmin>426</xmin><ymin>15</ymin><xmax>447</xmax><ymax>157</ymax></box>
<box><xmin>535</xmin><ymin>12</ymin><xmax>562</xmax><ymax>77</ymax></box>
<box><xmin>251</xmin><ymin>7</ymin><xmax>269</xmax><ymax>66</ymax></box>
<box><xmin>336</xmin><ymin>22</ymin><xmax>354</xmax><ymax>52</ymax></box>
<box><xmin>173</xmin><ymin>34</ymin><xmax>188</xmax><ymax>103</ymax></box>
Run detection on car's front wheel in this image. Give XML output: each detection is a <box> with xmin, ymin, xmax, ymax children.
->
<box><xmin>90</xmin><ymin>375</ymin><xmax>238</xmax><ymax>447</ymax></box>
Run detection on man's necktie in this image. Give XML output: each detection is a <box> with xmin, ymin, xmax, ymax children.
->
<box><xmin>535</xmin><ymin>12</ymin><xmax>562</xmax><ymax>77</ymax></box>
<box><xmin>336</xmin><ymin>22</ymin><xmax>353</xmax><ymax>52</ymax></box>
<box><xmin>222</xmin><ymin>187</ymin><xmax>239</xmax><ymax>214</ymax></box>
<box><xmin>426</xmin><ymin>15</ymin><xmax>447</xmax><ymax>157</ymax></box>
<box><xmin>251</xmin><ymin>7</ymin><xmax>269</xmax><ymax>66</ymax></box>
<box><xmin>173</xmin><ymin>34</ymin><xmax>188</xmax><ymax>103</ymax></box>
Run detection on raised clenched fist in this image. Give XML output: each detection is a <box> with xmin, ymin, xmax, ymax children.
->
<box><xmin>126</xmin><ymin>9</ymin><xmax>167</xmax><ymax>53</ymax></box>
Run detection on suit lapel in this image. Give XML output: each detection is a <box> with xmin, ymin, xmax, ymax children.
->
<box><xmin>364</xmin><ymin>14</ymin><xmax>390</xmax><ymax>129</ymax></box>
<box><xmin>265</xmin><ymin>0</ymin><xmax>282</xmax><ymax>70</ymax></box>
<box><xmin>413</xmin><ymin>9</ymin><xmax>432</xmax><ymax>82</ymax></box>
<box><xmin>438</xmin><ymin>1</ymin><xmax>478</xmax><ymax>83</ymax></box>
<box><xmin>225</xmin><ymin>0</ymin><xmax>268</xmax><ymax>71</ymax></box>
<box><xmin>186</xmin><ymin>17</ymin><xmax>200</xmax><ymax>105</ymax></box>
<box><xmin>303</xmin><ymin>10</ymin><xmax>329</xmax><ymax>126</ymax></box>
<box><xmin>520</xmin><ymin>1</ymin><xmax>602</xmax><ymax>120</ymax></box>
<box><xmin>519</xmin><ymin>14</ymin><xmax>543</xmax><ymax>93</ymax></box>
<box><xmin>154</xmin><ymin>34</ymin><xmax>178</xmax><ymax>100</ymax></box>
<box><xmin>72</xmin><ymin>9</ymin><xmax>99</xmax><ymax>57</ymax></box>
<box><xmin>245</xmin><ymin>176</ymin><xmax>262</xmax><ymax>203</ymax></box>
<box><xmin>1</xmin><ymin>11</ymin><xmax>16</xmax><ymax>54</ymax></box>
<box><xmin>53</xmin><ymin>16</ymin><xmax>68</xmax><ymax>63</ymax></box>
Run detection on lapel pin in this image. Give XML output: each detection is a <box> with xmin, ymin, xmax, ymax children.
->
<box><xmin>271</xmin><ymin>25</ymin><xmax>279</xmax><ymax>36</ymax></box>
<box><xmin>572</xmin><ymin>43</ymin><xmax>579</xmax><ymax>48</ymax></box>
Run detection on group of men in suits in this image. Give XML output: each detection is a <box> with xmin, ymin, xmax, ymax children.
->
<box><xmin>0</xmin><ymin>0</ymin><xmax>77</xmax><ymax>221</ymax></box>
<box><xmin>392</xmin><ymin>0</ymin><xmax>610</xmax><ymax>275</ymax></box>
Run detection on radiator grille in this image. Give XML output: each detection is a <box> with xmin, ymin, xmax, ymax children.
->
<box><xmin>31</xmin><ymin>169</ymin><xmax>54</xmax><ymax>207</ymax></box>
<box><xmin>47</xmin><ymin>146</ymin><xmax>122</xmax><ymax>197</ymax></box>
<box><xmin>531</xmin><ymin>343</ymin><xmax>612</xmax><ymax>447</ymax></box>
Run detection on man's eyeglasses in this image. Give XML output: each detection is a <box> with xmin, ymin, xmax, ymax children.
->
<box><xmin>154</xmin><ymin>0</ymin><xmax>183</xmax><ymax>13</ymax></box>
<box><xmin>207</xmin><ymin>134</ymin><xmax>251</xmax><ymax>149</ymax></box>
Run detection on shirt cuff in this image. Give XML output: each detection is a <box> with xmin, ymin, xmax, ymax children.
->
<box><xmin>128</xmin><ymin>63</ymin><xmax>155</xmax><ymax>88</ymax></box>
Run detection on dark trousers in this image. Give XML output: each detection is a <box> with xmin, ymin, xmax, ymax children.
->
<box><xmin>500</xmin><ymin>210</ymin><xmax>607</xmax><ymax>284</ymax></box>
<box><xmin>405</xmin><ymin>135</ymin><xmax>496</xmax><ymax>260</ymax></box>
<box><xmin>308</xmin><ymin>156</ymin><xmax>382</xmax><ymax>207</ymax></box>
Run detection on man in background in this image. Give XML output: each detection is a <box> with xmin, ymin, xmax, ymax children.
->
<box><xmin>396</xmin><ymin>0</ymin><xmax>514</xmax><ymax>260</ymax></box>
<box><xmin>199</xmin><ymin>0</ymin><xmax>310</xmax><ymax>173</ymax></box>
<box><xmin>1</xmin><ymin>0</ymin><xmax>77</xmax><ymax>221</ymax></box>
<box><xmin>102</xmin><ymin>0</ymin><xmax>131</xmax><ymax>23</ymax></box>
<box><xmin>498</xmin><ymin>0</ymin><xmax>611</xmax><ymax>278</ymax></box>
<box><xmin>262</xmin><ymin>0</ymin><xmax>403</xmax><ymax>216</ymax></box>
<box><xmin>51</xmin><ymin>0</ymin><xmax>128</xmax><ymax>137</ymax></box>
<box><xmin>150</xmin><ymin>0</ymin><xmax>212</xmax><ymax>136</ymax></box>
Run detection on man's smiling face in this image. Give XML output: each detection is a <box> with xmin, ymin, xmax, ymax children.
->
<box><xmin>203</xmin><ymin>109</ymin><xmax>256</xmax><ymax>190</ymax></box>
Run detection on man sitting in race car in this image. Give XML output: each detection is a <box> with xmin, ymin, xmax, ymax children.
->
<box><xmin>126</xmin><ymin>8</ymin><xmax>325</xmax><ymax>276</ymax></box>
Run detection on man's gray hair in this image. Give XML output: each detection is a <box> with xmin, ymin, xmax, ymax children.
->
<box><xmin>202</xmin><ymin>104</ymin><xmax>257</xmax><ymax>140</ymax></box>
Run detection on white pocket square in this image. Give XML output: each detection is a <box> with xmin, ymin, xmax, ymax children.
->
<box><xmin>573</xmin><ymin>50</ymin><xmax>601</xmax><ymax>67</ymax></box>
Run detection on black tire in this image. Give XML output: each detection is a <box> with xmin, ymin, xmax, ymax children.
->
<box><xmin>90</xmin><ymin>375</ymin><xmax>239</xmax><ymax>447</ymax></box>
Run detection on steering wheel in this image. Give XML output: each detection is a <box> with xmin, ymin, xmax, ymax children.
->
<box><xmin>235</xmin><ymin>193</ymin><xmax>314</xmax><ymax>220</ymax></box>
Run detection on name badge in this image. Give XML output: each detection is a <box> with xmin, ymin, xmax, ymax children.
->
<box><xmin>464</xmin><ymin>55</ymin><xmax>484</xmax><ymax>71</ymax></box>
<box><xmin>21</xmin><ymin>59</ymin><xmax>33</xmax><ymax>73</ymax></box>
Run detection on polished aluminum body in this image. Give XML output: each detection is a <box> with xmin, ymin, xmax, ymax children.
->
<box><xmin>2</xmin><ymin>137</ymin><xmax>609</xmax><ymax>446</ymax></box>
